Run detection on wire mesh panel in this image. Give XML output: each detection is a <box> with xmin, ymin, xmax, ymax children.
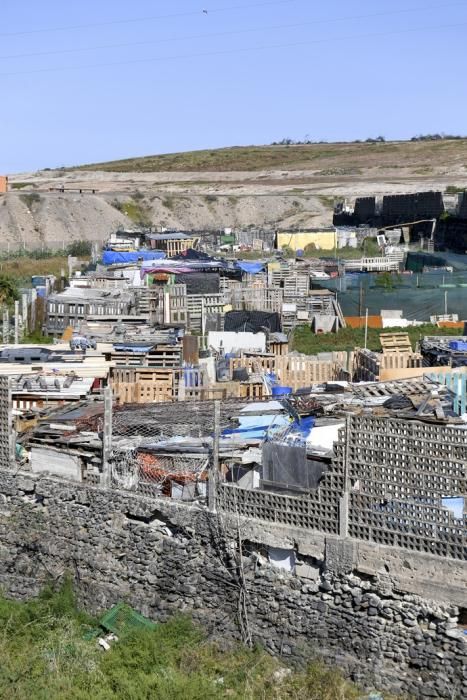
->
<box><xmin>109</xmin><ymin>400</ymin><xmax>242</xmax><ymax>500</ymax></box>
<box><xmin>111</xmin><ymin>448</ymin><xmax>209</xmax><ymax>499</ymax></box>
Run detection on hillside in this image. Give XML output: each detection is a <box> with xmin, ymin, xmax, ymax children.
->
<box><xmin>3</xmin><ymin>139</ymin><xmax>467</xmax><ymax>249</ymax></box>
<box><xmin>76</xmin><ymin>139</ymin><xmax>467</xmax><ymax>174</ymax></box>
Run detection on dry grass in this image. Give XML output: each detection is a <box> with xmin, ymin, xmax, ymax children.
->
<box><xmin>75</xmin><ymin>139</ymin><xmax>467</xmax><ymax>173</ymax></box>
<box><xmin>0</xmin><ymin>256</ymin><xmax>68</xmax><ymax>283</ymax></box>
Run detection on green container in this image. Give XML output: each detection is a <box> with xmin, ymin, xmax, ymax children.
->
<box><xmin>99</xmin><ymin>603</ymin><xmax>156</xmax><ymax>637</ymax></box>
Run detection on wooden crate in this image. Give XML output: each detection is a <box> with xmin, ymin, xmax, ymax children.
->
<box><xmin>112</xmin><ymin>367</ymin><xmax>174</xmax><ymax>404</ymax></box>
<box><xmin>231</xmin><ymin>356</ymin><xmax>277</xmax><ymax>376</ymax></box>
<box><xmin>238</xmin><ymin>383</ymin><xmax>266</xmax><ymax>400</ymax></box>
<box><xmin>353</xmin><ymin>347</ymin><xmax>423</xmax><ymax>381</ymax></box>
<box><xmin>269</xmin><ymin>341</ymin><xmax>289</xmax><ymax>356</ymax></box>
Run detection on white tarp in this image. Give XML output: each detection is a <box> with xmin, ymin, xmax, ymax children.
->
<box><xmin>208</xmin><ymin>331</ymin><xmax>266</xmax><ymax>354</ymax></box>
<box><xmin>268</xmin><ymin>546</ymin><xmax>296</xmax><ymax>573</ymax></box>
<box><xmin>306</xmin><ymin>423</ymin><xmax>344</xmax><ymax>452</ymax></box>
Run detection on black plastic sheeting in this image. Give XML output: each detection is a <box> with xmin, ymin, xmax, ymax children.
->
<box><xmin>224</xmin><ymin>310</ymin><xmax>282</xmax><ymax>334</ymax></box>
<box><xmin>436</xmin><ymin>219</ymin><xmax>467</xmax><ymax>252</ymax></box>
<box><xmin>383</xmin><ymin>395</ymin><xmax>414</xmax><ymax>410</ymax></box>
<box><xmin>175</xmin><ymin>272</ymin><xmax>220</xmax><ymax>294</ymax></box>
<box><xmin>172</xmin><ymin>248</ymin><xmax>213</xmax><ymax>261</ymax></box>
<box><xmin>262</xmin><ymin>442</ymin><xmax>326</xmax><ymax>490</ymax></box>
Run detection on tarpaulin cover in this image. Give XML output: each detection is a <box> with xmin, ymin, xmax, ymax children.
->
<box><xmin>113</xmin><ymin>344</ymin><xmax>155</xmax><ymax>352</ymax></box>
<box><xmin>262</xmin><ymin>442</ymin><xmax>326</xmax><ymax>490</ymax></box>
<box><xmin>102</xmin><ymin>250</ymin><xmax>165</xmax><ymax>265</ymax></box>
<box><xmin>268</xmin><ymin>547</ymin><xmax>295</xmax><ymax>572</ymax></box>
<box><xmin>174</xmin><ymin>272</ymin><xmax>219</xmax><ymax>295</ymax></box>
<box><xmin>224</xmin><ymin>310</ymin><xmax>282</xmax><ymax>333</ymax></box>
<box><xmin>236</xmin><ymin>261</ymin><xmax>265</xmax><ymax>274</ymax></box>
<box><xmin>222</xmin><ymin>413</ymin><xmax>289</xmax><ymax>441</ymax></box>
<box><xmin>287</xmin><ymin>416</ymin><xmax>315</xmax><ymax>438</ymax></box>
<box><xmin>141</xmin><ymin>260</ymin><xmax>229</xmax><ymax>277</ymax></box>
<box><xmin>173</xmin><ymin>248</ymin><xmax>213</xmax><ymax>261</ymax></box>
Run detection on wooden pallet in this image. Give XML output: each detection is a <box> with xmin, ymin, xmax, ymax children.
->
<box><xmin>231</xmin><ymin>354</ymin><xmax>342</xmax><ymax>389</ymax></box>
<box><xmin>379</xmin><ymin>332</ymin><xmax>412</xmax><ymax>354</ymax></box>
<box><xmin>146</xmin><ymin>345</ymin><xmax>182</xmax><ymax>368</ymax></box>
<box><xmin>112</xmin><ymin>367</ymin><xmax>174</xmax><ymax>404</ymax></box>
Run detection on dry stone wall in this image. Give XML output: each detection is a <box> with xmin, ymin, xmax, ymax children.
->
<box><xmin>0</xmin><ymin>470</ymin><xmax>465</xmax><ymax>699</ymax></box>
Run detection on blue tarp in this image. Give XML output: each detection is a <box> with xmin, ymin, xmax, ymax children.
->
<box><xmin>236</xmin><ymin>261</ymin><xmax>265</xmax><ymax>274</ymax></box>
<box><xmin>102</xmin><ymin>250</ymin><xmax>166</xmax><ymax>265</ymax></box>
<box><xmin>222</xmin><ymin>413</ymin><xmax>289</xmax><ymax>440</ymax></box>
<box><xmin>271</xmin><ymin>416</ymin><xmax>316</xmax><ymax>446</ymax></box>
<box><xmin>113</xmin><ymin>344</ymin><xmax>155</xmax><ymax>352</ymax></box>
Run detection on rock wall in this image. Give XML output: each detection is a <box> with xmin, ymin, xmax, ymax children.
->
<box><xmin>0</xmin><ymin>470</ymin><xmax>465</xmax><ymax>699</ymax></box>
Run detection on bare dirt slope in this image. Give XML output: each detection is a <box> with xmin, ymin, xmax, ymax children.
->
<box><xmin>0</xmin><ymin>192</ymin><xmax>129</xmax><ymax>250</ymax></box>
<box><xmin>3</xmin><ymin>139</ymin><xmax>467</xmax><ymax>249</ymax></box>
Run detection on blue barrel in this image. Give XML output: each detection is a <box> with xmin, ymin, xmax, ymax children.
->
<box><xmin>272</xmin><ymin>385</ymin><xmax>293</xmax><ymax>396</ymax></box>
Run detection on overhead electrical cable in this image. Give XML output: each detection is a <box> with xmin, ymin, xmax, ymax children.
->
<box><xmin>0</xmin><ymin>19</ymin><xmax>465</xmax><ymax>78</ymax></box>
<box><xmin>0</xmin><ymin>0</ymin><xmax>299</xmax><ymax>38</ymax></box>
<box><xmin>0</xmin><ymin>2</ymin><xmax>463</xmax><ymax>62</ymax></box>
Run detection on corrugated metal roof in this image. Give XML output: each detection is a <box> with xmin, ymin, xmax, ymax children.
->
<box><xmin>146</xmin><ymin>233</ymin><xmax>193</xmax><ymax>241</ymax></box>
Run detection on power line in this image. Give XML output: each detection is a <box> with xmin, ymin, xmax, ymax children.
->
<box><xmin>0</xmin><ymin>2</ymin><xmax>463</xmax><ymax>62</ymax></box>
<box><xmin>0</xmin><ymin>19</ymin><xmax>465</xmax><ymax>79</ymax></box>
<box><xmin>0</xmin><ymin>0</ymin><xmax>299</xmax><ymax>38</ymax></box>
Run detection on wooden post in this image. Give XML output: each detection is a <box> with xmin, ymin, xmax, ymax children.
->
<box><xmin>208</xmin><ymin>400</ymin><xmax>220</xmax><ymax>512</ymax></box>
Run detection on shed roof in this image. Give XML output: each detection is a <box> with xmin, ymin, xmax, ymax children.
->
<box><xmin>146</xmin><ymin>233</ymin><xmax>193</xmax><ymax>241</ymax></box>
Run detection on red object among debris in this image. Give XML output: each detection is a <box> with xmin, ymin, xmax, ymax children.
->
<box><xmin>137</xmin><ymin>453</ymin><xmax>207</xmax><ymax>496</ymax></box>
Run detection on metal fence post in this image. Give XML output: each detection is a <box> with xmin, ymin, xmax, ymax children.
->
<box><xmin>14</xmin><ymin>300</ymin><xmax>19</xmax><ymax>344</ymax></box>
<box><xmin>102</xmin><ymin>386</ymin><xmax>113</xmax><ymax>488</ymax></box>
<box><xmin>2</xmin><ymin>308</ymin><xmax>8</xmax><ymax>344</ymax></box>
<box><xmin>208</xmin><ymin>400</ymin><xmax>220</xmax><ymax>512</ymax></box>
<box><xmin>21</xmin><ymin>293</ymin><xmax>29</xmax><ymax>335</ymax></box>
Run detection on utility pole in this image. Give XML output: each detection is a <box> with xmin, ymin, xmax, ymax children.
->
<box><xmin>444</xmin><ymin>291</ymin><xmax>448</xmax><ymax>317</ymax></box>
<box><xmin>208</xmin><ymin>400</ymin><xmax>220</xmax><ymax>512</ymax></box>
<box><xmin>364</xmin><ymin>308</ymin><xmax>369</xmax><ymax>349</ymax></box>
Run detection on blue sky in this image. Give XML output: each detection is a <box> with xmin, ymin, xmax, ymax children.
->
<box><xmin>1</xmin><ymin>0</ymin><xmax>467</xmax><ymax>172</ymax></box>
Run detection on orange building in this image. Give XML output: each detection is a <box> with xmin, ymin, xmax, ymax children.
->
<box><xmin>0</xmin><ymin>176</ymin><xmax>8</xmax><ymax>193</ymax></box>
<box><xmin>345</xmin><ymin>315</ymin><xmax>383</xmax><ymax>329</ymax></box>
